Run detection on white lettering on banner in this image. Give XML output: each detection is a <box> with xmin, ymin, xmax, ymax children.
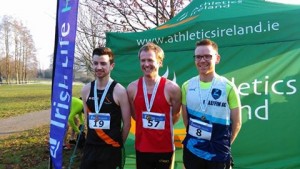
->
<box><xmin>49</xmin><ymin>138</ymin><xmax>60</xmax><ymax>158</ymax></box>
<box><xmin>166</xmin><ymin>22</ymin><xmax>279</xmax><ymax>43</ymax></box>
<box><xmin>230</xmin><ymin>76</ymin><xmax>297</xmax><ymax>121</ymax></box>
<box><xmin>242</xmin><ymin>99</ymin><xmax>269</xmax><ymax>120</ymax></box>
<box><xmin>177</xmin><ymin>0</ymin><xmax>243</xmax><ymax>21</ymax></box>
<box><xmin>51</xmin><ymin>75</ymin><xmax>71</xmax><ymax>128</ymax></box>
<box><xmin>136</xmin><ymin>21</ymin><xmax>280</xmax><ymax>46</ymax></box>
<box><xmin>61</xmin><ymin>23</ymin><xmax>70</xmax><ymax>37</ymax></box>
<box><xmin>231</xmin><ymin>76</ymin><xmax>297</xmax><ymax>96</ymax></box>
<box><xmin>60</xmin><ymin>23</ymin><xmax>70</xmax><ymax>68</ymax></box>
<box><xmin>50</xmin><ymin>19</ymin><xmax>72</xmax><ymax>128</ymax></box>
<box><xmin>286</xmin><ymin>80</ymin><xmax>297</xmax><ymax>95</ymax></box>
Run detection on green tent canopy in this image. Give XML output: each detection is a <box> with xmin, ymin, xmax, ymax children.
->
<box><xmin>107</xmin><ymin>0</ymin><xmax>300</xmax><ymax>168</ymax></box>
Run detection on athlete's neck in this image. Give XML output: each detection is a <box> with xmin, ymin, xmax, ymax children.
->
<box><xmin>199</xmin><ymin>72</ymin><xmax>215</xmax><ymax>82</ymax></box>
<box><xmin>96</xmin><ymin>76</ymin><xmax>111</xmax><ymax>90</ymax></box>
<box><xmin>143</xmin><ymin>75</ymin><xmax>160</xmax><ymax>86</ymax></box>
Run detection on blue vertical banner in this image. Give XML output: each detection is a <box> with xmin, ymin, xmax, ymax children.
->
<box><xmin>49</xmin><ymin>0</ymin><xmax>79</xmax><ymax>168</ymax></box>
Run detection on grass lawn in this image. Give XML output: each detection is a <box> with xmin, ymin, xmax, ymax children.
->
<box><xmin>0</xmin><ymin>83</ymin><xmax>83</xmax><ymax>118</ymax></box>
<box><xmin>0</xmin><ymin>125</ymin><xmax>82</xmax><ymax>169</ymax></box>
<box><xmin>0</xmin><ymin>82</ymin><xmax>84</xmax><ymax>168</ymax></box>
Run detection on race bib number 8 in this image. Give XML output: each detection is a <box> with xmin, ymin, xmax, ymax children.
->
<box><xmin>88</xmin><ymin>113</ymin><xmax>111</xmax><ymax>129</ymax></box>
<box><xmin>188</xmin><ymin>118</ymin><xmax>212</xmax><ymax>140</ymax></box>
<box><xmin>142</xmin><ymin>111</ymin><xmax>165</xmax><ymax>130</ymax></box>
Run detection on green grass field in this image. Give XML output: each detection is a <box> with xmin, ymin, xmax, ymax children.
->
<box><xmin>0</xmin><ymin>125</ymin><xmax>83</xmax><ymax>168</ymax></box>
<box><xmin>0</xmin><ymin>83</ymin><xmax>84</xmax><ymax>168</ymax></box>
<box><xmin>0</xmin><ymin>83</ymin><xmax>83</xmax><ymax>118</ymax></box>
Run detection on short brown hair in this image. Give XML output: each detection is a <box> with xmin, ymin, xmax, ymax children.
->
<box><xmin>196</xmin><ymin>39</ymin><xmax>218</xmax><ymax>52</ymax></box>
<box><xmin>92</xmin><ymin>47</ymin><xmax>114</xmax><ymax>64</ymax></box>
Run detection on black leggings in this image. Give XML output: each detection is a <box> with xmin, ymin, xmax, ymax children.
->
<box><xmin>80</xmin><ymin>144</ymin><xmax>124</xmax><ymax>169</ymax></box>
<box><xmin>136</xmin><ymin>150</ymin><xmax>174</xmax><ymax>169</ymax></box>
<box><xmin>183</xmin><ymin>147</ymin><xmax>231</xmax><ymax>169</ymax></box>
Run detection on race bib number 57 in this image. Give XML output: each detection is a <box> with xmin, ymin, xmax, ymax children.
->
<box><xmin>142</xmin><ymin>111</ymin><xmax>165</xmax><ymax>130</ymax></box>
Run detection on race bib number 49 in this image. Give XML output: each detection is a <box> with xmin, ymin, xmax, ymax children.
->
<box><xmin>88</xmin><ymin>113</ymin><xmax>111</xmax><ymax>129</ymax></box>
<box><xmin>188</xmin><ymin>118</ymin><xmax>212</xmax><ymax>140</ymax></box>
<box><xmin>142</xmin><ymin>111</ymin><xmax>165</xmax><ymax>130</ymax></box>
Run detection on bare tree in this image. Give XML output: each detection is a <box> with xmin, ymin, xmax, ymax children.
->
<box><xmin>20</xmin><ymin>28</ymin><xmax>37</xmax><ymax>83</ymax></box>
<box><xmin>0</xmin><ymin>16</ymin><xmax>37</xmax><ymax>84</ymax></box>
<box><xmin>1</xmin><ymin>16</ymin><xmax>13</xmax><ymax>84</ymax></box>
<box><xmin>75</xmin><ymin>3</ymin><xmax>105</xmax><ymax>75</ymax></box>
<box><xmin>90</xmin><ymin>0</ymin><xmax>190</xmax><ymax>31</ymax></box>
<box><xmin>75</xmin><ymin>0</ymin><xmax>191</xmax><ymax>76</ymax></box>
<box><xmin>12</xmin><ymin>20</ymin><xmax>22</xmax><ymax>83</ymax></box>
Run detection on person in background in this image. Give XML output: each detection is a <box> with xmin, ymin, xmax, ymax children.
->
<box><xmin>68</xmin><ymin>97</ymin><xmax>84</xmax><ymax>144</ymax></box>
<box><xmin>63</xmin><ymin>96</ymin><xmax>84</xmax><ymax>150</ymax></box>
<box><xmin>181</xmin><ymin>39</ymin><xmax>242</xmax><ymax>169</ymax></box>
<box><xmin>127</xmin><ymin>42</ymin><xmax>182</xmax><ymax>169</ymax></box>
<box><xmin>80</xmin><ymin>47</ymin><xmax>131</xmax><ymax>169</ymax></box>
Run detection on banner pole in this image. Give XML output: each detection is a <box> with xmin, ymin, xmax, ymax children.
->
<box><xmin>48</xmin><ymin>0</ymin><xmax>59</xmax><ymax>167</ymax></box>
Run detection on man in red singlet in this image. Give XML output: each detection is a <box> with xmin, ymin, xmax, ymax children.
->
<box><xmin>127</xmin><ymin>42</ymin><xmax>182</xmax><ymax>169</ymax></box>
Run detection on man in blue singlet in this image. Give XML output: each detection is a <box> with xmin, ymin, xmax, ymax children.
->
<box><xmin>181</xmin><ymin>39</ymin><xmax>242</xmax><ymax>169</ymax></box>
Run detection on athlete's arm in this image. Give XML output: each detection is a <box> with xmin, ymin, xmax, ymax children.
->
<box><xmin>127</xmin><ymin>80</ymin><xmax>137</xmax><ymax>120</ymax></box>
<box><xmin>181</xmin><ymin>105</ymin><xmax>188</xmax><ymax>128</ymax></box>
<box><xmin>80</xmin><ymin>83</ymin><xmax>91</xmax><ymax>130</ymax></box>
<box><xmin>228</xmin><ymin>85</ymin><xmax>242</xmax><ymax>144</ymax></box>
<box><xmin>115</xmin><ymin>83</ymin><xmax>131</xmax><ymax>143</ymax></box>
<box><xmin>230</xmin><ymin>107</ymin><xmax>241</xmax><ymax>144</ymax></box>
<box><xmin>166</xmin><ymin>80</ymin><xmax>182</xmax><ymax>124</ymax></box>
<box><xmin>181</xmin><ymin>82</ymin><xmax>188</xmax><ymax>127</ymax></box>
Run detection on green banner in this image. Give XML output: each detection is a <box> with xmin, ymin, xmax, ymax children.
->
<box><xmin>107</xmin><ymin>0</ymin><xmax>300</xmax><ymax>168</ymax></box>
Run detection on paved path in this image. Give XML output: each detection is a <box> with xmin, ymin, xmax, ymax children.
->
<box><xmin>0</xmin><ymin>109</ymin><xmax>50</xmax><ymax>138</ymax></box>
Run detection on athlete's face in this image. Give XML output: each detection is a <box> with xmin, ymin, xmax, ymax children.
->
<box><xmin>194</xmin><ymin>45</ymin><xmax>220</xmax><ymax>76</ymax></box>
<box><xmin>93</xmin><ymin>54</ymin><xmax>114</xmax><ymax>79</ymax></box>
<box><xmin>139</xmin><ymin>50</ymin><xmax>161</xmax><ymax>78</ymax></box>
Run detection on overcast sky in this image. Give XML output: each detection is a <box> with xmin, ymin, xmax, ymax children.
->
<box><xmin>0</xmin><ymin>0</ymin><xmax>57</xmax><ymax>70</ymax></box>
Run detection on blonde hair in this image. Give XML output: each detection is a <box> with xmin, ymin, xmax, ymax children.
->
<box><xmin>138</xmin><ymin>42</ymin><xmax>164</xmax><ymax>66</ymax></box>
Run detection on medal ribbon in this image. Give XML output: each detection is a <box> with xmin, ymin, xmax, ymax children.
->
<box><xmin>94</xmin><ymin>78</ymin><xmax>113</xmax><ymax>114</ymax></box>
<box><xmin>142</xmin><ymin>77</ymin><xmax>161</xmax><ymax>112</ymax></box>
